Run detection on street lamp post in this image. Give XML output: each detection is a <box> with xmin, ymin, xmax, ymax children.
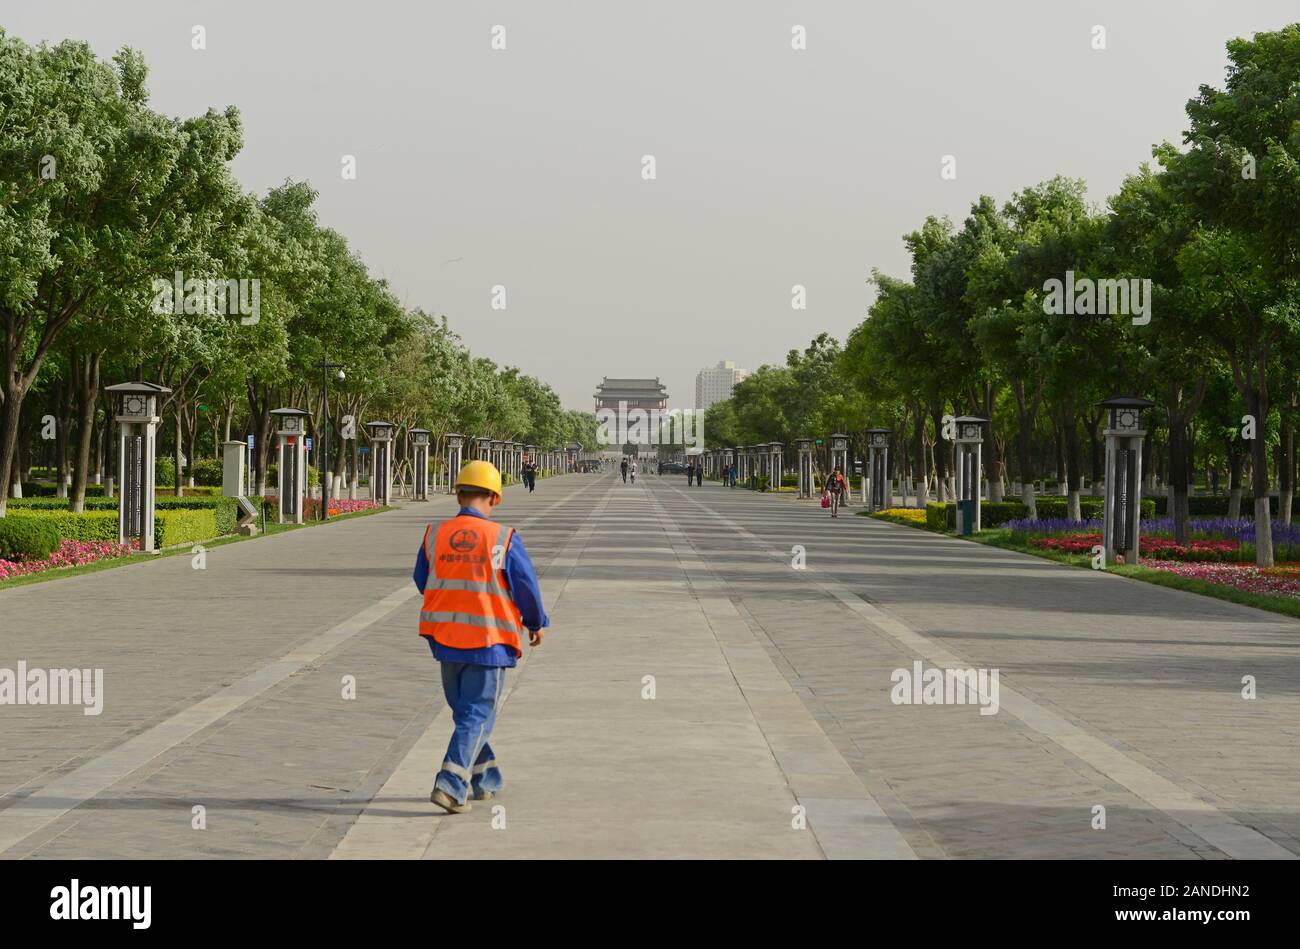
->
<box><xmin>319</xmin><ymin>358</ymin><xmax>345</xmax><ymax>520</ymax></box>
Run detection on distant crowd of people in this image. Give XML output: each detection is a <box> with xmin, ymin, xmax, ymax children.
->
<box><xmin>611</xmin><ymin>455</ymin><xmax>849</xmax><ymax>519</ymax></box>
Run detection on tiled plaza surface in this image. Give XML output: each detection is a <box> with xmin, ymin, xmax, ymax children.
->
<box><xmin>1</xmin><ymin>472</ymin><xmax>1296</xmax><ymax>858</ymax></box>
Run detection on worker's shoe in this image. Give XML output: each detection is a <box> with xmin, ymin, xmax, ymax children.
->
<box><xmin>471</xmin><ymin>788</ymin><xmax>495</xmax><ymax>802</ymax></box>
<box><xmin>430</xmin><ymin>788</ymin><xmax>471</xmax><ymax>814</ymax></box>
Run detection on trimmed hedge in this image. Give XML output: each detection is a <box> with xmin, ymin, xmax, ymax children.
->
<box><xmin>265</xmin><ymin>463</ymin><xmax>320</xmax><ymax>487</ymax></box>
<box><xmin>10</xmin><ymin>509</ymin><xmax>120</xmax><ymax>543</ymax></box>
<box><xmin>155</xmin><ymin>456</ymin><xmax>177</xmax><ymax>487</ymax></box>
<box><xmin>0</xmin><ymin>516</ymin><xmax>61</xmax><ymax>560</ymax></box>
<box><xmin>931</xmin><ymin>500</ymin><xmax>1032</xmax><ymax>530</ymax></box>
<box><xmin>1150</xmin><ymin>494</ymin><xmax>1277</xmax><ymax>517</ymax></box>
<box><xmin>6</xmin><ymin>496</ymin><xmax>235</xmax><ymax>546</ymax></box>
<box><xmin>191</xmin><ymin>458</ymin><xmax>224</xmax><ymax>486</ymax></box>
<box><xmin>7</xmin><ymin>495</ymin><xmax>238</xmax><ymax>533</ymax></box>
<box><xmin>1033</xmin><ymin>496</ymin><xmax>1105</xmax><ymax>518</ymax></box>
<box><xmin>926</xmin><ymin>497</ymin><xmax>1155</xmax><ymax>532</ymax></box>
<box><xmin>20</xmin><ymin>482</ymin><xmax>107</xmax><ymax>498</ymax></box>
<box><xmin>156</xmin><ymin>508</ymin><xmax>218</xmax><ymax>548</ymax></box>
<box><xmin>155</xmin><ymin>497</ymin><xmax>238</xmax><ymax>536</ymax></box>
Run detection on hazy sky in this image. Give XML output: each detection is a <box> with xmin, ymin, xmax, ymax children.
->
<box><xmin>7</xmin><ymin>1</ymin><xmax>1298</xmax><ymax>409</ymax></box>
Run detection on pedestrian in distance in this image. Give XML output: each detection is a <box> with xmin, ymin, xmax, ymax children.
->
<box><xmin>621</xmin><ymin>458</ymin><xmax>628</xmax><ymax>483</ymax></box>
<box><xmin>630</xmin><ymin>460</ymin><xmax>637</xmax><ymax>484</ymax></box>
<box><xmin>413</xmin><ymin>460</ymin><xmax>549</xmax><ymax>814</ymax></box>
<box><xmin>824</xmin><ymin>466</ymin><xmax>847</xmax><ymax>518</ymax></box>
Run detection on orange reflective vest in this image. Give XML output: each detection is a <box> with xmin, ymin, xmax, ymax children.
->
<box><xmin>419</xmin><ymin>514</ymin><xmax>524</xmax><ymax>657</ymax></box>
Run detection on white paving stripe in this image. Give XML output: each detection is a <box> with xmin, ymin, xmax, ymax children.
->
<box><xmin>664</xmin><ymin>484</ymin><xmax>1299</xmax><ymax>861</ymax></box>
<box><xmin>642</xmin><ymin>485</ymin><xmax>917</xmax><ymax>859</ymax></box>
<box><xmin>329</xmin><ymin>482</ymin><xmax>614</xmax><ymax>858</ymax></box>
<box><xmin>0</xmin><ymin>477</ymin><xmax>603</xmax><ymax>858</ymax></box>
<box><xmin>0</xmin><ymin>584</ymin><xmax>415</xmax><ymax>855</ymax></box>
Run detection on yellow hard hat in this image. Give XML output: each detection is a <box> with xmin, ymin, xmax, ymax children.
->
<box><xmin>455</xmin><ymin>460</ymin><xmax>503</xmax><ymax>500</ymax></box>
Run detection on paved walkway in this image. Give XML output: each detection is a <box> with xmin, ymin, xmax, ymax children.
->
<box><xmin>1</xmin><ymin>472</ymin><xmax>1296</xmax><ymax>858</ymax></box>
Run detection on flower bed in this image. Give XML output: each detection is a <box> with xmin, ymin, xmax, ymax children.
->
<box><xmin>0</xmin><ymin>538</ymin><xmax>138</xmax><ymax>581</ymax></box>
<box><xmin>327</xmin><ymin>499</ymin><xmax>380</xmax><ymax>516</ymax></box>
<box><xmin>299</xmin><ymin>498</ymin><xmax>382</xmax><ymax>519</ymax></box>
<box><xmin>871</xmin><ymin>507</ymin><xmax>927</xmax><ymax>525</ymax></box>
<box><xmin>1008</xmin><ymin>516</ymin><xmax>1300</xmax><ymax>562</ymax></box>
<box><xmin>1029</xmin><ymin>532</ymin><xmax>1240</xmax><ymax>561</ymax></box>
<box><xmin>1141</xmin><ymin>560</ymin><xmax>1300</xmax><ymax>599</ymax></box>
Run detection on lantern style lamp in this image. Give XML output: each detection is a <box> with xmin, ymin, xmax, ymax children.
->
<box><xmin>409</xmin><ymin>428</ymin><xmax>431</xmax><ymax>500</ymax></box>
<box><xmin>866</xmin><ymin>428</ymin><xmax>892</xmax><ymax>512</ymax></box>
<box><xmin>270</xmin><ymin>407</ymin><xmax>311</xmax><ymax>524</ymax></box>
<box><xmin>953</xmin><ymin>415</ymin><xmax>987</xmax><ymax>534</ymax></box>
<box><xmin>106</xmin><ymin>382</ymin><xmax>171</xmax><ymax>550</ymax></box>
<box><xmin>445</xmin><ymin>433</ymin><xmax>465</xmax><ymax>494</ymax></box>
<box><xmin>1099</xmin><ymin>396</ymin><xmax>1155</xmax><ymax>565</ymax></box>
<box><xmin>794</xmin><ymin>438</ymin><xmax>814</xmax><ymax>498</ymax></box>
<box><xmin>767</xmin><ymin>442</ymin><xmax>783</xmax><ymax>492</ymax></box>
<box><xmin>366</xmin><ymin>421</ymin><xmax>395</xmax><ymax>505</ymax></box>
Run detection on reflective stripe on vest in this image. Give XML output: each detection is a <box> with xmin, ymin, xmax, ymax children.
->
<box><xmin>423</xmin><ymin>577</ymin><xmax>511</xmax><ymax>597</ymax></box>
<box><xmin>419</xmin><ymin>515</ymin><xmax>523</xmax><ymax>656</ymax></box>
<box><xmin>419</xmin><ymin>610</ymin><xmax>521</xmax><ymax>632</ymax></box>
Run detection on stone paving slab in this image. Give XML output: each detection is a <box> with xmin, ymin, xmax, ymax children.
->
<box><xmin>5</xmin><ymin>468</ymin><xmax>1296</xmax><ymax>859</ymax></box>
<box><xmin>334</xmin><ymin>480</ymin><xmax>903</xmax><ymax>859</ymax></box>
<box><xmin>0</xmin><ymin>475</ymin><xmax>602</xmax><ymax>858</ymax></box>
<box><xmin>657</xmin><ymin>479</ymin><xmax>1300</xmax><ymax>859</ymax></box>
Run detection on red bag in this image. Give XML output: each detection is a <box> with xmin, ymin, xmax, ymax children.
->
<box><xmin>820</xmin><ymin>494</ymin><xmax>830</xmax><ymax>509</ymax></box>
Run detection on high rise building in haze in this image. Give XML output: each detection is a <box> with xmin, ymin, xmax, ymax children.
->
<box><xmin>695</xmin><ymin>361</ymin><xmax>749</xmax><ymax>411</ymax></box>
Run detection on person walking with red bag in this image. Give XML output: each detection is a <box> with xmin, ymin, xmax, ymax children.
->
<box><xmin>823</xmin><ymin>466</ymin><xmax>847</xmax><ymax>518</ymax></box>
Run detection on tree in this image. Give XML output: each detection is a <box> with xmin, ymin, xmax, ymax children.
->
<box><xmin>1158</xmin><ymin>25</ymin><xmax>1300</xmax><ymax>565</ymax></box>
<box><xmin>0</xmin><ymin>34</ymin><xmax>244</xmax><ymax>514</ymax></box>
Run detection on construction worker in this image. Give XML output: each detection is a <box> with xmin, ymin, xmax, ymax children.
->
<box><xmin>412</xmin><ymin>459</ymin><xmax>548</xmax><ymax>814</ymax></box>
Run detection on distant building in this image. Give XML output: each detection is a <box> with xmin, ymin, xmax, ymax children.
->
<box><xmin>594</xmin><ymin>377</ymin><xmax>669</xmax><ymax>414</ymax></box>
<box><xmin>695</xmin><ymin>360</ymin><xmax>749</xmax><ymax>411</ymax></box>
<box><xmin>593</xmin><ymin>377</ymin><xmax>669</xmax><ymax>456</ymax></box>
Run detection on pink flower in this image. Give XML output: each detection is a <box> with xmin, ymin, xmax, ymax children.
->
<box><xmin>0</xmin><ymin>538</ymin><xmax>136</xmax><ymax>582</ymax></box>
<box><xmin>1142</xmin><ymin>559</ymin><xmax>1300</xmax><ymax>598</ymax></box>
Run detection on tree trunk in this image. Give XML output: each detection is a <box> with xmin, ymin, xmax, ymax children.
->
<box><xmin>185</xmin><ymin>402</ymin><xmax>198</xmax><ymax>488</ymax></box>
<box><xmin>978</xmin><ymin>382</ymin><xmax>1004</xmax><ymax>502</ymax></box>
<box><xmin>1086</xmin><ymin>410</ymin><xmax>1104</xmax><ymax>497</ymax></box>
<box><xmin>350</xmin><ymin>435</ymin><xmax>359</xmax><ymax>500</ymax></box>
<box><xmin>1227</xmin><ymin>438</ymin><xmax>1244</xmax><ymax>520</ymax></box>
<box><xmin>1168</xmin><ymin>421</ymin><xmax>1191</xmax><ymax>546</ymax></box>
<box><xmin>0</xmin><ymin>382</ymin><xmax>23</xmax><ymax>515</ymax></box>
<box><xmin>1280</xmin><ymin>402</ymin><xmax>1294</xmax><ymax>526</ymax></box>
<box><xmin>173</xmin><ymin>404</ymin><xmax>184</xmax><ymax>498</ymax></box>
<box><xmin>931</xmin><ymin>406</ymin><xmax>948</xmax><ymax>502</ymax></box>
<box><xmin>1059</xmin><ymin>398</ymin><xmax>1083</xmax><ymax>521</ymax></box>
<box><xmin>70</xmin><ymin>351</ymin><xmax>101</xmax><ymax>513</ymax></box>
<box><xmin>1247</xmin><ymin>390</ymin><xmax>1273</xmax><ymax>566</ymax></box>
<box><xmin>913</xmin><ymin>401</ymin><xmax>928</xmax><ymax>502</ymax></box>
<box><xmin>1009</xmin><ymin>379</ymin><xmax>1041</xmax><ymax>518</ymax></box>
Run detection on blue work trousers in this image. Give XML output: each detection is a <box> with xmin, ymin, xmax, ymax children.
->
<box><xmin>434</xmin><ymin>661</ymin><xmax>507</xmax><ymax>804</ymax></box>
